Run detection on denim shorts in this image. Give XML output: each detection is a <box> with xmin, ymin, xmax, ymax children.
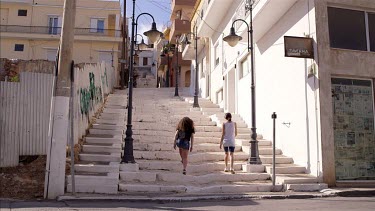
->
<box><xmin>224</xmin><ymin>146</ymin><xmax>235</xmax><ymax>153</ymax></box>
<box><xmin>176</xmin><ymin>139</ymin><xmax>190</xmax><ymax>150</ymax></box>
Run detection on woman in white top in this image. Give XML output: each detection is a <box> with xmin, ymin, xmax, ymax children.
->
<box><xmin>220</xmin><ymin>113</ymin><xmax>237</xmax><ymax>174</ymax></box>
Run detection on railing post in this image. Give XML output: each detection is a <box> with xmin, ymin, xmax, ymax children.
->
<box><xmin>271</xmin><ymin>112</ymin><xmax>277</xmax><ymax>187</ymax></box>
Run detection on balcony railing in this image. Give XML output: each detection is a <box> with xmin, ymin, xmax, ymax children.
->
<box><xmin>0</xmin><ymin>25</ymin><xmax>121</xmax><ymax>37</ymax></box>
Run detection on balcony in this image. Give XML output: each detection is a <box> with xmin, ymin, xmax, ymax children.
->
<box><xmin>171</xmin><ymin>0</ymin><xmax>196</xmax><ymax>14</ymax></box>
<box><xmin>169</xmin><ymin>19</ymin><xmax>191</xmax><ymax>43</ymax></box>
<box><xmin>0</xmin><ymin>25</ymin><xmax>122</xmax><ymax>41</ymax></box>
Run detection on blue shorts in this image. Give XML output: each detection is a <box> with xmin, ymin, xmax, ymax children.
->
<box><xmin>176</xmin><ymin>139</ymin><xmax>190</xmax><ymax>150</ymax></box>
<box><xmin>224</xmin><ymin>146</ymin><xmax>235</xmax><ymax>153</ymax></box>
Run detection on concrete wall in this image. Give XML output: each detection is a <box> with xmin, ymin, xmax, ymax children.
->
<box><xmin>315</xmin><ymin>0</ymin><xmax>375</xmax><ymax>185</ymax></box>
<box><xmin>254</xmin><ymin>0</ymin><xmax>321</xmax><ymax>178</ymax></box>
<box><xmin>203</xmin><ymin>0</ymin><xmax>323</xmax><ymax>179</ymax></box>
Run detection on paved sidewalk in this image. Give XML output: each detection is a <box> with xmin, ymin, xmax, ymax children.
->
<box><xmin>55</xmin><ymin>188</ymin><xmax>375</xmax><ymax>202</ymax></box>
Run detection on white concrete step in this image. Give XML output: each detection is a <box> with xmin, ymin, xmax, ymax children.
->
<box><xmin>275</xmin><ymin>174</ymin><xmax>319</xmax><ymax>184</ymax></box>
<box><xmin>134</xmin><ymin>143</ymin><xmax>241</xmax><ymax>152</ymax></box>
<box><xmin>79</xmin><ymin>153</ymin><xmax>121</xmax><ymax>162</ymax></box>
<box><xmin>285</xmin><ymin>183</ymin><xmax>328</xmax><ymax>192</ymax></box>
<box><xmin>242</xmin><ymin>146</ymin><xmax>282</xmax><ymax>155</ymax></box>
<box><xmin>200</xmin><ymin>107</ymin><xmax>224</xmax><ymax>112</ymax></box>
<box><xmin>100</xmin><ymin>112</ymin><xmax>125</xmax><ymax>118</ymax></box>
<box><xmin>103</xmin><ymin>108</ymin><xmax>127</xmax><ymax>114</ymax></box>
<box><xmin>134</xmin><ymin>151</ymin><xmax>250</xmax><ymax>162</ymax></box>
<box><xmin>133</xmin><ymin>135</ymin><xmax>220</xmax><ymax>144</ymax></box>
<box><xmin>259</xmin><ymin>155</ymin><xmax>294</xmax><ymax>164</ymax></box>
<box><xmin>195</xmin><ymin>126</ymin><xmax>221</xmax><ymax>132</ymax></box>
<box><xmin>85</xmin><ymin>136</ymin><xmax>122</xmax><ymax>144</ymax></box>
<box><xmin>137</xmin><ymin>160</ymin><xmax>244</xmax><ymax>173</ymax></box>
<box><xmin>66</xmin><ymin>173</ymin><xmax>119</xmax><ymax>194</ymax></box>
<box><xmin>119</xmin><ymin>183</ymin><xmax>279</xmax><ymax>193</ymax></box>
<box><xmin>82</xmin><ymin>144</ymin><xmax>122</xmax><ymax>153</ymax></box>
<box><xmin>95</xmin><ymin>118</ymin><xmax>124</xmax><ymax>125</ymax></box>
<box><xmin>92</xmin><ymin>124</ymin><xmax>124</xmax><ymax>130</ymax></box>
<box><xmin>89</xmin><ymin>128</ymin><xmax>123</xmax><ymax>136</ymax></box>
<box><xmin>266</xmin><ymin>165</ymin><xmax>306</xmax><ymax>174</ymax></box>
<box><xmin>236</xmin><ymin>139</ymin><xmax>270</xmax><ymax>146</ymax></box>
<box><xmin>120</xmin><ymin>171</ymin><xmax>269</xmax><ymax>184</ymax></box>
<box><xmin>74</xmin><ymin>163</ymin><xmax>119</xmax><ymax>173</ymax></box>
<box><xmin>67</xmin><ymin>184</ymin><xmax>118</xmax><ymax>194</ymax></box>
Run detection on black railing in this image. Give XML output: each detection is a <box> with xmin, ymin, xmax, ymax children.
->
<box><xmin>0</xmin><ymin>25</ymin><xmax>121</xmax><ymax>37</ymax></box>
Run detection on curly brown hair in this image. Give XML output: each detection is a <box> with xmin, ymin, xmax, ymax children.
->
<box><xmin>176</xmin><ymin>117</ymin><xmax>194</xmax><ymax>131</ymax></box>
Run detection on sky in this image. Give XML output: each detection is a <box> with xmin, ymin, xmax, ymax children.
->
<box><xmin>121</xmin><ymin>0</ymin><xmax>172</xmax><ymax>43</ymax></box>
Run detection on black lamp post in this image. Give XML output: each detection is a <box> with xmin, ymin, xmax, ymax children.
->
<box><xmin>122</xmin><ymin>0</ymin><xmax>161</xmax><ymax>163</ymax></box>
<box><xmin>223</xmin><ymin>0</ymin><xmax>261</xmax><ymax>165</ymax></box>
<box><xmin>183</xmin><ymin>23</ymin><xmax>199</xmax><ymax>107</ymax></box>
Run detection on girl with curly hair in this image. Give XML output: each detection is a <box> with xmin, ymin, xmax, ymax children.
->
<box><xmin>174</xmin><ymin>117</ymin><xmax>195</xmax><ymax>175</ymax></box>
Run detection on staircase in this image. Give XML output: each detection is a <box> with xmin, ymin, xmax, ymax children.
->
<box><xmin>66</xmin><ymin>88</ymin><xmax>326</xmax><ymax>195</ymax></box>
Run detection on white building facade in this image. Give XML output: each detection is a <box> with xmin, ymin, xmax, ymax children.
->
<box><xmin>182</xmin><ymin>0</ymin><xmax>375</xmax><ymax>186</ymax></box>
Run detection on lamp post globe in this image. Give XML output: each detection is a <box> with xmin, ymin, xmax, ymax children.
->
<box><xmin>223</xmin><ymin>27</ymin><xmax>242</xmax><ymax>47</ymax></box>
<box><xmin>144</xmin><ymin>22</ymin><xmax>161</xmax><ymax>43</ymax></box>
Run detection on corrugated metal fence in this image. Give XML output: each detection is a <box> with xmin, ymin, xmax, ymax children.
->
<box><xmin>0</xmin><ymin>72</ymin><xmax>54</xmax><ymax>166</ymax></box>
<box><xmin>0</xmin><ymin>62</ymin><xmax>116</xmax><ymax>167</ymax></box>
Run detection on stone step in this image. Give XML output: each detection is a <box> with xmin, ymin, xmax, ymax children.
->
<box><xmin>266</xmin><ymin>165</ymin><xmax>306</xmax><ymax>174</ymax></box>
<box><xmin>82</xmin><ymin>144</ymin><xmax>122</xmax><ymax>153</ymax></box>
<box><xmin>200</xmin><ymin>107</ymin><xmax>224</xmax><ymax>112</ymax></box>
<box><xmin>119</xmin><ymin>182</ymin><xmax>279</xmax><ymax>193</ymax></box>
<box><xmin>79</xmin><ymin>153</ymin><xmax>121</xmax><ymax>162</ymax></box>
<box><xmin>66</xmin><ymin>173</ymin><xmax>119</xmax><ymax>194</ymax></box>
<box><xmin>133</xmin><ymin>143</ymin><xmax>241</xmax><ymax>152</ymax></box>
<box><xmin>74</xmin><ymin>163</ymin><xmax>119</xmax><ymax>173</ymax></box>
<box><xmin>195</xmin><ymin>126</ymin><xmax>221</xmax><ymax>132</ymax></box>
<box><xmin>236</xmin><ymin>139</ymin><xmax>270</xmax><ymax>146</ymax></box>
<box><xmin>259</xmin><ymin>155</ymin><xmax>294</xmax><ymax>164</ymax></box>
<box><xmin>105</xmin><ymin>105</ymin><xmax>126</xmax><ymax>109</ymax></box>
<box><xmin>95</xmin><ymin>118</ymin><xmax>124</xmax><ymax>125</ymax></box>
<box><xmin>85</xmin><ymin>136</ymin><xmax>122</xmax><ymax>144</ymax></box>
<box><xmin>89</xmin><ymin>128</ymin><xmax>124</xmax><ymax>136</ymax></box>
<box><xmin>137</xmin><ymin>160</ymin><xmax>244</xmax><ymax>173</ymax></box>
<box><xmin>242</xmin><ymin>146</ymin><xmax>282</xmax><ymax>155</ymax></box>
<box><xmin>103</xmin><ymin>108</ymin><xmax>127</xmax><ymax>114</ymax></box>
<box><xmin>285</xmin><ymin>183</ymin><xmax>328</xmax><ymax>192</ymax></box>
<box><xmin>134</xmin><ymin>151</ymin><xmax>250</xmax><ymax>162</ymax></box>
<box><xmin>120</xmin><ymin>171</ymin><xmax>270</xmax><ymax>184</ymax></box>
<box><xmin>100</xmin><ymin>112</ymin><xmax>125</xmax><ymax>118</ymax></box>
<box><xmin>133</xmin><ymin>136</ymin><xmax>220</xmax><ymax>144</ymax></box>
<box><xmin>275</xmin><ymin>174</ymin><xmax>319</xmax><ymax>184</ymax></box>
<box><xmin>92</xmin><ymin>124</ymin><xmax>124</xmax><ymax>130</ymax></box>
<box><xmin>67</xmin><ymin>184</ymin><xmax>118</xmax><ymax>194</ymax></box>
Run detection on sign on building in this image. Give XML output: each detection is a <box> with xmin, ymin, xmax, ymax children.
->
<box><xmin>284</xmin><ymin>36</ymin><xmax>314</xmax><ymax>59</ymax></box>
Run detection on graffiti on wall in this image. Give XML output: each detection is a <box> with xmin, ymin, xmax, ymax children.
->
<box><xmin>79</xmin><ymin>72</ymin><xmax>103</xmax><ymax>115</ymax></box>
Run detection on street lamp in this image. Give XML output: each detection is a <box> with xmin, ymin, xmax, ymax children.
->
<box><xmin>122</xmin><ymin>0</ymin><xmax>162</xmax><ymax>163</ymax></box>
<box><xmin>223</xmin><ymin>0</ymin><xmax>261</xmax><ymax>165</ymax></box>
<box><xmin>183</xmin><ymin>23</ymin><xmax>199</xmax><ymax>107</ymax></box>
<box><xmin>135</xmin><ymin>34</ymin><xmax>148</xmax><ymax>50</ymax></box>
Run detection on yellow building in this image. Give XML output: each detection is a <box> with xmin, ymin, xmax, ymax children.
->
<box><xmin>0</xmin><ymin>0</ymin><xmax>121</xmax><ymax>68</ymax></box>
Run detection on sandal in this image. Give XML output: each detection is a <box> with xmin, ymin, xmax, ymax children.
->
<box><xmin>224</xmin><ymin>168</ymin><xmax>229</xmax><ymax>172</ymax></box>
<box><xmin>231</xmin><ymin>169</ymin><xmax>235</xmax><ymax>174</ymax></box>
<box><xmin>182</xmin><ymin>169</ymin><xmax>186</xmax><ymax>175</ymax></box>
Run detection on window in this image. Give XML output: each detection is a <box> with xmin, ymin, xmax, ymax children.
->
<box><xmin>328</xmin><ymin>7</ymin><xmax>368</xmax><ymax>51</ymax></box>
<box><xmin>90</xmin><ymin>18</ymin><xmax>105</xmax><ymax>33</ymax></box>
<box><xmin>369</xmin><ymin>13</ymin><xmax>375</xmax><ymax>52</ymax></box>
<box><xmin>240</xmin><ymin>57</ymin><xmax>249</xmax><ymax>78</ymax></box>
<box><xmin>18</xmin><ymin>10</ymin><xmax>27</xmax><ymax>16</ymax></box>
<box><xmin>214</xmin><ymin>44</ymin><xmax>220</xmax><ymax>66</ymax></box>
<box><xmin>143</xmin><ymin>57</ymin><xmax>148</xmax><ymax>66</ymax></box>
<box><xmin>48</xmin><ymin>16</ymin><xmax>60</xmax><ymax>35</ymax></box>
<box><xmin>14</xmin><ymin>44</ymin><xmax>24</xmax><ymax>51</ymax></box>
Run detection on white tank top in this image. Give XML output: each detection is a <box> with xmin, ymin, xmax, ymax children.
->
<box><xmin>223</xmin><ymin>121</ymin><xmax>235</xmax><ymax>147</ymax></box>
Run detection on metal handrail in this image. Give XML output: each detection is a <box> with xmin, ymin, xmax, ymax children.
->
<box><xmin>0</xmin><ymin>25</ymin><xmax>121</xmax><ymax>37</ymax></box>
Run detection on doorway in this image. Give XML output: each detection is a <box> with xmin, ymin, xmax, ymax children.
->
<box><xmin>331</xmin><ymin>78</ymin><xmax>375</xmax><ymax>180</ymax></box>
